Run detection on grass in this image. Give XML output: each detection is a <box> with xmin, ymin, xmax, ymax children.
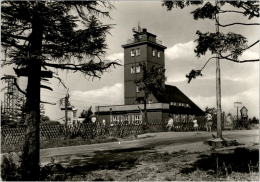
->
<box><xmin>2</xmin><ymin>144</ymin><xmax>259</xmax><ymax>181</ymax></box>
<box><xmin>54</xmin><ymin>147</ymin><xmax>259</xmax><ymax>181</ymax></box>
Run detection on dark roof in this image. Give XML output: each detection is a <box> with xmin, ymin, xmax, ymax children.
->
<box><xmin>154</xmin><ymin>84</ymin><xmax>204</xmax><ymax>115</ymax></box>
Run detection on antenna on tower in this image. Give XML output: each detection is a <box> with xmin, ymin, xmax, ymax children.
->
<box><xmin>138</xmin><ymin>21</ymin><xmax>141</xmax><ymax>32</ymax></box>
<box><xmin>132</xmin><ymin>21</ymin><xmax>142</xmax><ymax>34</ymax></box>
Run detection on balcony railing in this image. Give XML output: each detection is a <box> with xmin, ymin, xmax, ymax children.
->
<box><xmin>126</xmin><ymin>37</ymin><xmax>162</xmax><ymax>45</ymax></box>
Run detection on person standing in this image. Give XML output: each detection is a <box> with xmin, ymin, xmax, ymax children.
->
<box><xmin>193</xmin><ymin>119</ymin><xmax>198</xmax><ymax>132</ymax></box>
<box><xmin>91</xmin><ymin>115</ymin><xmax>97</xmax><ymax>138</ymax></box>
<box><xmin>166</xmin><ymin>114</ymin><xmax>174</xmax><ymax>131</ymax></box>
<box><xmin>205</xmin><ymin>113</ymin><xmax>213</xmax><ymax>132</ymax></box>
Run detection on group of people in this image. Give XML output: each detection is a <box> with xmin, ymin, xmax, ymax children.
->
<box><xmin>166</xmin><ymin>113</ymin><xmax>213</xmax><ymax>132</ymax></box>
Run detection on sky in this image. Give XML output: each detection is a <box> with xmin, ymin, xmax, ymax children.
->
<box><xmin>1</xmin><ymin>1</ymin><xmax>259</xmax><ymax>121</ymax></box>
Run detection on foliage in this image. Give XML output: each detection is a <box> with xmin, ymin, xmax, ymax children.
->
<box><xmin>1</xmin><ymin>1</ymin><xmax>119</xmax><ymax>180</ymax></box>
<box><xmin>186</xmin><ymin>69</ymin><xmax>202</xmax><ymax>83</ymax></box>
<box><xmin>1</xmin><ymin>1</ymin><xmax>119</xmax><ymax>77</ymax></box>
<box><xmin>1</xmin><ymin>154</ymin><xmax>22</xmax><ymax>181</ymax></box>
<box><xmin>249</xmin><ymin>117</ymin><xmax>259</xmax><ymax>124</ymax></box>
<box><xmin>40</xmin><ymin>162</ymin><xmax>66</xmax><ymax>181</ymax></box>
<box><xmin>194</xmin><ymin>31</ymin><xmax>247</xmax><ymax>59</ymax></box>
<box><xmin>163</xmin><ymin>0</ymin><xmax>203</xmax><ymax>10</ymax></box>
<box><xmin>205</xmin><ymin>107</ymin><xmax>217</xmax><ymax>115</ymax></box>
<box><xmin>163</xmin><ymin>0</ymin><xmax>259</xmax><ymax>83</ymax></box>
<box><xmin>136</xmin><ymin>64</ymin><xmax>166</xmax><ymax>100</ymax></box>
<box><xmin>80</xmin><ymin>106</ymin><xmax>93</xmax><ymax>123</ymax></box>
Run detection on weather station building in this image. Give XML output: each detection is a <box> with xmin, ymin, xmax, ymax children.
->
<box><xmin>96</xmin><ymin>27</ymin><xmax>204</xmax><ymax>126</ymax></box>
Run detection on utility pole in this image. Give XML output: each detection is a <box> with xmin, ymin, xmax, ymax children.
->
<box><xmin>215</xmin><ymin>0</ymin><xmax>222</xmax><ymax>139</ymax></box>
<box><xmin>64</xmin><ymin>93</ymin><xmax>69</xmax><ymax>128</ymax></box>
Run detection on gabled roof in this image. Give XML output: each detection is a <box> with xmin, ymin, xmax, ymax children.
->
<box><xmin>154</xmin><ymin>84</ymin><xmax>204</xmax><ymax>115</ymax></box>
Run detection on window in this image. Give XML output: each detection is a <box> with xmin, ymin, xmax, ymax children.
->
<box><xmin>157</xmin><ymin>51</ymin><xmax>161</xmax><ymax>58</ymax></box>
<box><xmin>131</xmin><ymin>66</ymin><xmax>140</xmax><ymax>74</ymax></box>
<box><xmin>170</xmin><ymin>102</ymin><xmax>177</xmax><ymax>106</ymax></box>
<box><xmin>152</xmin><ymin>49</ymin><xmax>156</xmax><ymax>57</ymax></box>
<box><xmin>134</xmin><ymin>114</ymin><xmax>142</xmax><ymax>125</ymax></box>
<box><xmin>136</xmin><ymin>48</ymin><xmax>140</xmax><ymax>56</ymax></box>
<box><xmin>136</xmin><ymin>66</ymin><xmax>141</xmax><ymax>73</ymax></box>
<box><xmin>134</xmin><ymin>115</ymin><xmax>142</xmax><ymax>121</ymax></box>
<box><xmin>131</xmin><ymin>49</ymin><xmax>135</xmax><ymax>57</ymax></box>
<box><xmin>130</xmin><ymin>66</ymin><xmax>135</xmax><ymax>74</ymax></box>
<box><xmin>136</xmin><ymin>86</ymin><xmax>140</xmax><ymax>93</ymax></box>
<box><xmin>112</xmin><ymin>115</ymin><xmax>120</xmax><ymax>122</ymax></box>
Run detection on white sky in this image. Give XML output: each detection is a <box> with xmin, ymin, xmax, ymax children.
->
<box><xmin>1</xmin><ymin>1</ymin><xmax>259</xmax><ymax>120</ymax></box>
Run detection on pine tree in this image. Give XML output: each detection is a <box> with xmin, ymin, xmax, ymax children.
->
<box><xmin>1</xmin><ymin>1</ymin><xmax>119</xmax><ymax>180</ymax></box>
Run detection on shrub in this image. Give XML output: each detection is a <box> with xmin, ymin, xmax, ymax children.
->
<box><xmin>1</xmin><ymin>154</ymin><xmax>21</xmax><ymax>180</ymax></box>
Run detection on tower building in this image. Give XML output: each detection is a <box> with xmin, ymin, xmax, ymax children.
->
<box><xmin>96</xmin><ymin>27</ymin><xmax>204</xmax><ymax>126</ymax></box>
<box><xmin>122</xmin><ymin>28</ymin><xmax>166</xmax><ymax>104</ymax></box>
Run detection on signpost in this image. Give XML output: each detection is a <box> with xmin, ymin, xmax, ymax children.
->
<box><xmin>234</xmin><ymin>102</ymin><xmax>242</xmax><ymax>128</ymax></box>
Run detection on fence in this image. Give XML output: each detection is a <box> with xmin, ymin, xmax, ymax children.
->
<box><xmin>1</xmin><ymin>117</ymin><xmax>209</xmax><ymax>147</ymax></box>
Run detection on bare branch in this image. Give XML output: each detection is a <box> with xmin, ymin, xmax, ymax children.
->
<box><xmin>243</xmin><ymin>40</ymin><xmax>259</xmax><ymax>50</ymax></box>
<box><xmin>43</xmin><ymin>61</ymin><xmax>121</xmax><ymax>78</ymax></box>
<box><xmin>219</xmin><ymin>22</ymin><xmax>260</xmax><ymax>27</ymax></box>
<box><xmin>53</xmin><ymin>75</ymin><xmax>67</xmax><ymax>89</ymax></box>
<box><xmin>13</xmin><ymin>77</ymin><xmax>27</xmax><ymax>95</ymax></box>
<box><xmin>1</xmin><ymin>32</ymin><xmax>29</xmax><ymax>41</ymax></box>
<box><xmin>215</xmin><ymin>17</ymin><xmax>260</xmax><ymax>27</ymax></box>
<box><xmin>220</xmin><ymin>54</ymin><xmax>259</xmax><ymax>63</ymax></box>
<box><xmin>40</xmin><ymin>101</ymin><xmax>56</xmax><ymax>105</ymax></box>
<box><xmin>219</xmin><ymin>10</ymin><xmax>245</xmax><ymax>14</ymax></box>
<box><xmin>40</xmin><ymin>85</ymin><xmax>53</xmax><ymax>91</ymax></box>
<box><xmin>200</xmin><ymin>56</ymin><xmax>218</xmax><ymax>71</ymax></box>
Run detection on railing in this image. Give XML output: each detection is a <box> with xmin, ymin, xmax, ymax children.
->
<box><xmin>126</xmin><ymin>38</ymin><xmax>162</xmax><ymax>45</ymax></box>
<box><xmin>1</xmin><ymin>117</ymin><xmax>211</xmax><ymax>147</ymax></box>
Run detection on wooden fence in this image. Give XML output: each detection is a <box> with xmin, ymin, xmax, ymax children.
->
<box><xmin>1</xmin><ymin>118</ymin><xmax>209</xmax><ymax>147</ymax></box>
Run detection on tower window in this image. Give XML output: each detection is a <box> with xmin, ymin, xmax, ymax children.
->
<box><xmin>136</xmin><ymin>66</ymin><xmax>141</xmax><ymax>73</ymax></box>
<box><xmin>136</xmin><ymin>48</ymin><xmax>140</xmax><ymax>56</ymax></box>
<box><xmin>152</xmin><ymin>49</ymin><xmax>156</xmax><ymax>57</ymax></box>
<box><xmin>157</xmin><ymin>51</ymin><xmax>161</xmax><ymax>58</ymax></box>
<box><xmin>136</xmin><ymin>86</ymin><xmax>140</xmax><ymax>93</ymax></box>
<box><xmin>131</xmin><ymin>49</ymin><xmax>135</xmax><ymax>57</ymax></box>
<box><xmin>130</xmin><ymin>66</ymin><xmax>135</xmax><ymax>74</ymax></box>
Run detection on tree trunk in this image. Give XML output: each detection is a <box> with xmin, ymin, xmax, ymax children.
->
<box><xmin>21</xmin><ymin>3</ymin><xmax>43</xmax><ymax>180</ymax></box>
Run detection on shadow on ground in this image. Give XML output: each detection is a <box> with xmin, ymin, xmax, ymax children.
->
<box><xmin>41</xmin><ymin>147</ymin><xmax>190</xmax><ymax>180</ymax></box>
<box><xmin>40</xmin><ymin>147</ymin><xmax>154</xmax><ymax>180</ymax></box>
<box><xmin>180</xmin><ymin>147</ymin><xmax>259</xmax><ymax>176</ymax></box>
<box><xmin>57</xmin><ymin>147</ymin><xmax>154</xmax><ymax>179</ymax></box>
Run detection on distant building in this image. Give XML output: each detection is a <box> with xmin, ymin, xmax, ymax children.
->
<box><xmin>60</xmin><ymin>105</ymin><xmax>85</xmax><ymax>125</ymax></box>
<box><xmin>96</xmin><ymin>28</ymin><xmax>204</xmax><ymax>125</ymax></box>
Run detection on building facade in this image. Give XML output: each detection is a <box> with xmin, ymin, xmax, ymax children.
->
<box><xmin>96</xmin><ymin>28</ymin><xmax>204</xmax><ymax>126</ymax></box>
